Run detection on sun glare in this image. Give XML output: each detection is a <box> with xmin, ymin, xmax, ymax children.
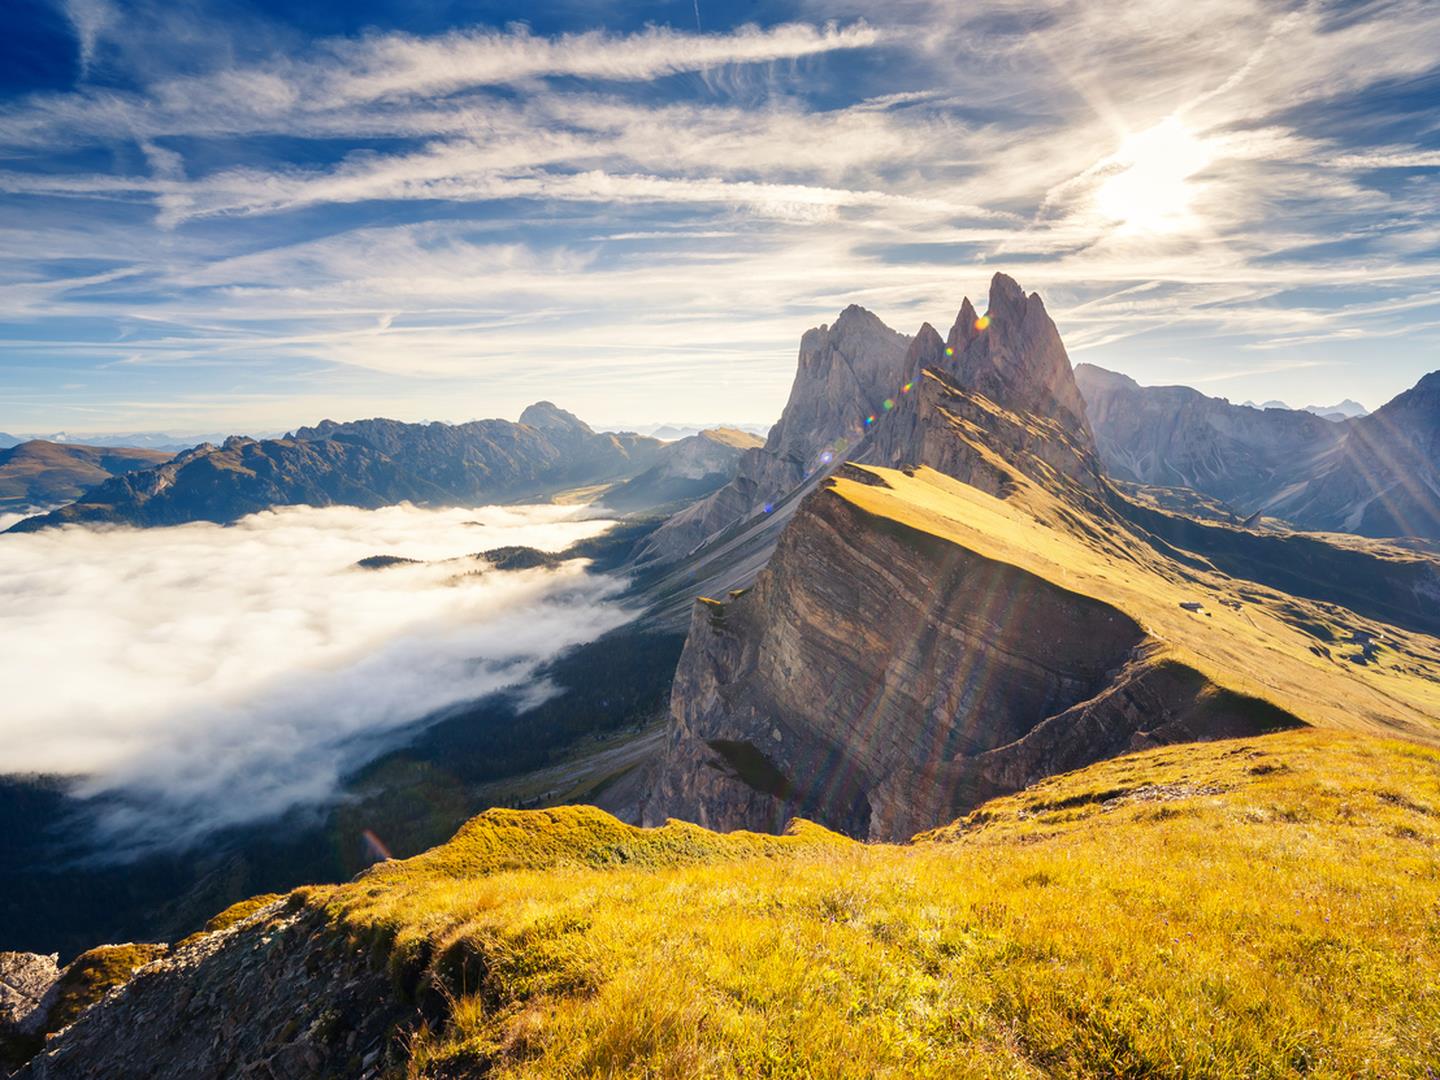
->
<box><xmin>1094</xmin><ymin>118</ymin><xmax>1211</xmax><ymax>235</ymax></box>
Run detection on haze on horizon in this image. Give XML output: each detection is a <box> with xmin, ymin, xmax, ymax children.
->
<box><xmin>1</xmin><ymin>0</ymin><xmax>1438</xmax><ymax>435</ymax></box>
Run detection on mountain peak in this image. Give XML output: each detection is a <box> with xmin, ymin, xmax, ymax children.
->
<box><xmin>940</xmin><ymin>273</ymin><xmax>1091</xmax><ymax>437</ymax></box>
<box><xmin>519</xmin><ymin>401</ymin><xmax>592</xmax><ymax>435</ymax></box>
<box><xmin>986</xmin><ymin>270</ymin><xmax>1029</xmax><ymax>314</ymax></box>
<box><xmin>904</xmin><ymin>322</ymin><xmax>947</xmax><ymax>381</ymax></box>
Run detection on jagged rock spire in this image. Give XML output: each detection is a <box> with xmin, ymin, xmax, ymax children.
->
<box><xmin>903</xmin><ymin>322</ymin><xmax>947</xmax><ymax>383</ymax></box>
<box><xmin>941</xmin><ymin>273</ymin><xmax>1092</xmax><ymax>438</ymax></box>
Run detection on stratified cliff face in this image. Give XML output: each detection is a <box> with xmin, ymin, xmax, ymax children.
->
<box><xmin>646</xmin><ymin>477</ymin><xmax>1153</xmax><ymax>838</ymax></box>
<box><xmin>641</xmin><ymin>470</ymin><xmax>1303</xmax><ymax>841</ymax></box>
<box><xmin>639</xmin><ymin>305</ymin><xmax>909</xmax><ymax>560</ymax></box>
<box><xmin>9</xmin><ymin>403</ymin><xmax>664</xmax><ymax>532</ymax></box>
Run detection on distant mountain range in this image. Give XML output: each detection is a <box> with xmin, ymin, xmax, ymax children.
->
<box><xmin>4</xmin><ymin>404</ymin><xmax>758</xmax><ymax>533</ymax></box>
<box><xmin>602</xmin><ymin>428</ymin><xmax>763</xmax><ymax>511</ymax></box>
<box><xmin>0</xmin><ymin>430</ymin><xmax>270</xmax><ymax>452</ymax></box>
<box><xmin>1077</xmin><ymin>365</ymin><xmax>1440</xmax><ymax>539</ymax></box>
<box><xmin>1239</xmin><ymin>398</ymin><xmax>1370</xmax><ymax>422</ymax></box>
<box><xmin>0</xmin><ymin>441</ymin><xmax>173</xmax><ymax>512</ymax></box>
<box><xmin>619</xmin><ymin>421</ymin><xmax>770</xmax><ymax>441</ymax></box>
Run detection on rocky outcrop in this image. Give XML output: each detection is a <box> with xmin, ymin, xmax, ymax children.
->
<box><xmin>1076</xmin><ymin>364</ymin><xmax>1440</xmax><ymax>540</ymax></box>
<box><xmin>1</xmin><ymin>953</ymin><xmax>58</xmax><ymax>1071</ymax></box>
<box><xmin>8</xmin><ymin>406</ymin><xmax>664</xmax><ymax>532</ymax></box>
<box><xmin>603</xmin><ymin>427</ymin><xmax>764</xmax><ymax>511</ymax></box>
<box><xmin>869</xmin><ymin>273</ymin><xmax>1107</xmax><ymax>498</ymax></box>
<box><xmin>16</xmin><ymin>901</ymin><xmax>407</xmax><ymax>1080</ymax></box>
<box><xmin>638</xmin><ymin>306</ymin><xmax>909</xmax><ymax>561</ymax></box>
<box><xmin>945</xmin><ymin>275</ymin><xmax>1092</xmax><ymax>436</ymax></box>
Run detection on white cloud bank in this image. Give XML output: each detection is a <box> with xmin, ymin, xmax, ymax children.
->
<box><xmin>0</xmin><ymin>503</ymin><xmax>631</xmax><ymax>855</ymax></box>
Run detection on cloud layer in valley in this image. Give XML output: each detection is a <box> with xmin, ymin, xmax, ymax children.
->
<box><xmin>0</xmin><ymin>503</ymin><xmax>629</xmax><ymax>855</ymax></box>
<box><xmin>0</xmin><ymin>0</ymin><xmax>1437</xmax><ymax>430</ymax></box>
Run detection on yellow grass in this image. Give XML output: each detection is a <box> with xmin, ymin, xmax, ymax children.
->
<box><xmin>831</xmin><ymin>464</ymin><xmax>1440</xmax><ymax>741</ymax></box>
<box><xmin>292</xmin><ymin>729</ymin><xmax>1440</xmax><ymax>1078</ymax></box>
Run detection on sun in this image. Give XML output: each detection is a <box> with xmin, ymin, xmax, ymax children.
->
<box><xmin>1093</xmin><ymin>118</ymin><xmax>1212</xmax><ymax>235</ymax></box>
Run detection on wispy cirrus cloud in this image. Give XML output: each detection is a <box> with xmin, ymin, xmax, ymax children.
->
<box><xmin>0</xmin><ymin>0</ymin><xmax>1438</xmax><ymax>430</ymax></box>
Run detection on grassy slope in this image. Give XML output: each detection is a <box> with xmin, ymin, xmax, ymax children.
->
<box><xmin>832</xmin><ymin>464</ymin><xmax>1440</xmax><ymax>742</ymax></box>
<box><xmin>297</xmin><ymin>729</ymin><xmax>1439</xmax><ymax>1078</ymax></box>
<box><xmin>0</xmin><ymin>441</ymin><xmax>170</xmax><ymax>505</ymax></box>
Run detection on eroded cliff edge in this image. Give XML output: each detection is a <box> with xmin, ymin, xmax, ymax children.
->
<box><xmin>641</xmin><ymin>467</ymin><xmax>1299</xmax><ymax>841</ymax></box>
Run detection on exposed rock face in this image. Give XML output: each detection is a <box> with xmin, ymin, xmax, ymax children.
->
<box><xmin>0</xmin><ymin>441</ymin><xmax>172</xmax><ymax>510</ymax></box>
<box><xmin>1268</xmin><ymin>371</ymin><xmax>1440</xmax><ymax>539</ymax></box>
<box><xmin>8</xmin><ymin>406</ymin><xmax>663</xmax><ymax>532</ymax></box>
<box><xmin>17</xmin><ymin>902</ymin><xmax>406</xmax><ymax>1080</ymax></box>
<box><xmin>646</xmin><ymin>480</ymin><xmax>1148</xmax><ymax>838</ymax></box>
<box><xmin>870</xmin><ymin>275</ymin><xmax>1106</xmax><ymax>498</ymax></box>
<box><xmin>641</xmin><ymin>466</ymin><xmax>1303</xmax><ymax>841</ymax></box>
<box><xmin>1075</xmin><ymin>364</ymin><xmax>1344</xmax><ymax>509</ymax></box>
<box><xmin>1077</xmin><ymin>364</ymin><xmax>1440</xmax><ymax>540</ymax></box>
<box><xmin>603</xmin><ymin>427</ymin><xmax>764</xmax><ymax>511</ymax></box>
<box><xmin>639</xmin><ymin>306</ymin><xmax>909</xmax><ymax>560</ymax></box>
<box><xmin>1</xmin><ymin>952</ymin><xmax>59</xmax><ymax>1068</ymax></box>
<box><xmin>945</xmin><ymin>274</ymin><xmax>1092</xmax><ymax>436</ymax></box>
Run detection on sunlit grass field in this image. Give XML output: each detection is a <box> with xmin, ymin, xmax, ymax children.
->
<box><xmin>299</xmin><ymin>729</ymin><xmax>1440</xmax><ymax>1078</ymax></box>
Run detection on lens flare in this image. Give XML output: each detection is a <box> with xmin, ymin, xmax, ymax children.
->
<box><xmin>902</xmin><ymin>382</ymin><xmax>913</xmax><ymax>393</ymax></box>
<box><xmin>820</xmin><ymin>450</ymin><xmax>834</xmax><ymax>464</ymax></box>
<box><xmin>944</xmin><ymin>347</ymin><xmax>954</xmax><ymax>357</ymax></box>
<box><xmin>974</xmin><ymin>314</ymin><xmax>990</xmax><ymax>331</ymax></box>
<box><xmin>361</xmin><ymin>828</ymin><xmax>393</xmax><ymax>863</ymax></box>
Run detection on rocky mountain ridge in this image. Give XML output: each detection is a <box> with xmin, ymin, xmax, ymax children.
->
<box><xmin>6</xmin><ymin>404</ymin><xmax>670</xmax><ymax>532</ymax></box>
<box><xmin>602</xmin><ymin>427</ymin><xmax>764</xmax><ymax>511</ymax></box>
<box><xmin>637</xmin><ymin>305</ymin><xmax>910</xmax><ymax>562</ymax></box>
<box><xmin>1077</xmin><ymin>364</ymin><xmax>1440</xmax><ymax>539</ymax></box>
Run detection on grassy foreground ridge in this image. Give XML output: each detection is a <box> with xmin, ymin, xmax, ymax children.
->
<box><xmin>286</xmin><ymin>728</ymin><xmax>1440</xmax><ymax>1078</ymax></box>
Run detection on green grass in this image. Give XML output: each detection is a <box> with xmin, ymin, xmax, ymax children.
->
<box><xmin>284</xmin><ymin>729</ymin><xmax>1440</xmax><ymax>1078</ymax></box>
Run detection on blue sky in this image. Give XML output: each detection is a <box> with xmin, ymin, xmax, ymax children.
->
<box><xmin>0</xmin><ymin>0</ymin><xmax>1437</xmax><ymax>434</ymax></box>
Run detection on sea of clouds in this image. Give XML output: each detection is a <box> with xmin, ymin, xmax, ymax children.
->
<box><xmin>0</xmin><ymin>503</ymin><xmax>631</xmax><ymax>855</ymax></box>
